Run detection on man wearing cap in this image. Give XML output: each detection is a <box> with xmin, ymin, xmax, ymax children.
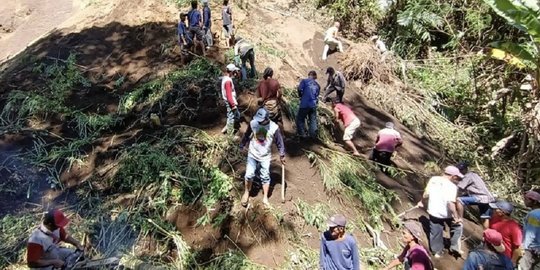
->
<box><xmin>323</xmin><ymin>67</ymin><xmax>346</xmax><ymax>103</ymax></box>
<box><xmin>221</xmin><ymin>63</ymin><xmax>241</xmax><ymax>135</ymax></box>
<box><xmin>417</xmin><ymin>166</ymin><xmax>463</xmax><ymax>258</ymax></box>
<box><xmin>454</xmin><ymin>161</ymin><xmax>495</xmax><ymax>229</ymax></box>
<box><xmin>234</xmin><ymin>37</ymin><xmax>256</xmax><ymax>80</ymax></box>
<box><xmin>370</xmin><ymin>122</ymin><xmax>403</xmax><ymax>167</ymax></box>
<box><xmin>240</xmin><ymin>108</ymin><xmax>285</xmax><ymax>207</ymax></box>
<box><xmin>383</xmin><ymin>221</ymin><xmax>433</xmax><ymax>270</ymax></box>
<box><xmin>320</xmin><ymin>214</ymin><xmax>360</xmax><ymax>270</ymax></box>
<box><xmin>296</xmin><ymin>70</ymin><xmax>321</xmax><ymax>139</ymax></box>
<box><xmin>488</xmin><ymin>200</ymin><xmax>522</xmax><ymax>264</ymax></box>
<box><xmin>27</xmin><ymin>209</ymin><xmax>83</xmax><ymax>269</ymax></box>
<box><xmin>329</xmin><ymin>98</ymin><xmax>361</xmax><ymax>156</ymax></box>
<box><xmin>256</xmin><ymin>67</ymin><xmax>282</xmax><ymax>130</ymax></box>
<box><xmin>322</xmin><ymin>22</ymin><xmax>344</xmax><ymax>61</ymax></box>
<box><xmin>463</xmin><ymin>229</ymin><xmax>513</xmax><ymax>270</ymax></box>
<box><xmin>521</xmin><ymin>189</ymin><xmax>540</xmax><ymax>269</ymax></box>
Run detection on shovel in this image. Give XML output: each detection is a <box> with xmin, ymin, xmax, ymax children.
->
<box><xmin>281</xmin><ymin>164</ymin><xmax>285</xmax><ymax>203</ymax></box>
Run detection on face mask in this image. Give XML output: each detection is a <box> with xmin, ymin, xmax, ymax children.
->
<box><xmin>256</xmin><ymin>127</ymin><xmax>268</xmax><ymax>142</ymax></box>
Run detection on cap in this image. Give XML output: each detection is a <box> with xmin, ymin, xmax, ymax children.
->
<box><xmin>45</xmin><ymin>209</ymin><xmax>70</xmax><ymax>228</ymax></box>
<box><xmin>456</xmin><ymin>161</ymin><xmax>469</xmax><ymax>173</ymax></box>
<box><xmin>403</xmin><ymin>221</ymin><xmax>423</xmax><ymax>242</ymax></box>
<box><xmin>326</xmin><ymin>67</ymin><xmax>335</xmax><ymax>74</ymax></box>
<box><xmin>489</xmin><ymin>200</ymin><xmax>514</xmax><ymax>214</ymax></box>
<box><xmin>444</xmin><ymin>166</ymin><xmax>464</xmax><ymax>178</ymax></box>
<box><xmin>253</xmin><ymin>107</ymin><xmax>269</xmax><ymax>122</ymax></box>
<box><xmin>226</xmin><ymin>64</ymin><xmax>240</xmax><ymax>72</ymax></box>
<box><xmin>525</xmin><ymin>191</ymin><xmax>540</xmax><ymax>203</ymax></box>
<box><xmin>483</xmin><ymin>229</ymin><xmax>506</xmax><ymax>253</ymax></box>
<box><xmin>385</xmin><ymin>122</ymin><xmax>394</xmax><ymax>129</ymax></box>
<box><xmin>327</xmin><ymin>214</ymin><xmax>347</xmax><ymax>227</ymax></box>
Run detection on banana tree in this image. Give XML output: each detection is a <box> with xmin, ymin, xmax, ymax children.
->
<box><xmin>482</xmin><ymin>0</ymin><xmax>540</xmax><ymax>187</ymax></box>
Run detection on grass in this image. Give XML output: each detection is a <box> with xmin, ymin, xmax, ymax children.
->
<box><xmin>0</xmin><ymin>213</ymin><xmax>37</xmax><ymax>268</ymax></box>
<box><xmin>72</xmin><ymin>112</ymin><xmax>119</xmax><ymax>138</ymax></box>
<box><xmin>295</xmin><ymin>200</ymin><xmax>329</xmax><ymax>231</ymax></box>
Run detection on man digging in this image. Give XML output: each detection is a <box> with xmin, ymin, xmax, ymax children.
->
<box><xmin>240</xmin><ymin>108</ymin><xmax>286</xmax><ymax>208</ymax></box>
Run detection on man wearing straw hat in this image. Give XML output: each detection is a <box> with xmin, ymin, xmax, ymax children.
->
<box><xmin>383</xmin><ymin>221</ymin><xmax>433</xmax><ymax>270</ymax></box>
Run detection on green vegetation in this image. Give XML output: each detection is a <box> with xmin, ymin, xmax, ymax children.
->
<box><xmin>295</xmin><ymin>200</ymin><xmax>329</xmax><ymax>231</ymax></box>
<box><xmin>0</xmin><ymin>213</ymin><xmax>36</xmax><ymax>266</ymax></box>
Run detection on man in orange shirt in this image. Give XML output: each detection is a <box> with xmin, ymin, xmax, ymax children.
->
<box><xmin>488</xmin><ymin>200</ymin><xmax>523</xmax><ymax>266</ymax></box>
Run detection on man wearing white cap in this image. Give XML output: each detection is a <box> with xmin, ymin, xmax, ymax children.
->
<box><xmin>239</xmin><ymin>107</ymin><xmax>285</xmax><ymax>207</ymax></box>
<box><xmin>221</xmin><ymin>63</ymin><xmax>240</xmax><ymax>135</ymax></box>
<box><xmin>417</xmin><ymin>166</ymin><xmax>464</xmax><ymax>258</ymax></box>
<box><xmin>463</xmin><ymin>229</ymin><xmax>513</xmax><ymax>269</ymax></box>
<box><xmin>319</xmin><ymin>214</ymin><xmax>360</xmax><ymax>270</ymax></box>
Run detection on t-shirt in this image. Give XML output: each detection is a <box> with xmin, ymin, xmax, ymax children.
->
<box><xmin>188</xmin><ymin>9</ymin><xmax>201</xmax><ymax>28</ymax></box>
<box><xmin>490</xmin><ymin>215</ymin><xmax>522</xmax><ymax>259</ymax></box>
<box><xmin>334</xmin><ymin>103</ymin><xmax>357</xmax><ymax>127</ymax></box>
<box><xmin>425</xmin><ymin>176</ymin><xmax>457</xmax><ymax>219</ymax></box>
<box><xmin>27</xmin><ymin>225</ymin><xmax>68</xmax><ymax>264</ymax></box>
<box><xmin>325</xmin><ymin>26</ymin><xmax>338</xmax><ymax>41</ymax></box>
<box><xmin>234</xmin><ymin>40</ymin><xmax>254</xmax><ymax>57</ymax></box>
<box><xmin>375</xmin><ymin>128</ymin><xmax>402</xmax><ymax>152</ymax></box>
<box><xmin>240</xmin><ymin>120</ymin><xmax>285</xmax><ymax>161</ymax></box>
<box><xmin>319</xmin><ymin>232</ymin><xmax>360</xmax><ymax>270</ymax></box>
<box><xmin>375</xmin><ymin>39</ymin><xmax>387</xmax><ymax>53</ymax></box>
<box><xmin>523</xmin><ymin>209</ymin><xmax>540</xmax><ymax>251</ymax></box>
<box><xmin>221</xmin><ymin>75</ymin><xmax>237</xmax><ymax>107</ymax></box>
<box><xmin>398</xmin><ymin>244</ymin><xmax>433</xmax><ymax>270</ymax></box>
<box><xmin>257</xmin><ymin>78</ymin><xmax>281</xmax><ymax>101</ymax></box>
<box><xmin>462</xmin><ymin>249</ymin><xmax>513</xmax><ymax>270</ymax></box>
<box><xmin>222</xmin><ymin>5</ymin><xmax>232</xmax><ymax>25</ymax></box>
<box><xmin>457</xmin><ymin>172</ymin><xmax>494</xmax><ymax>204</ymax></box>
<box><xmin>328</xmin><ymin>72</ymin><xmax>346</xmax><ymax>92</ymax></box>
<box><xmin>298</xmin><ymin>78</ymin><xmax>320</xmax><ymax>109</ymax></box>
<box><xmin>203</xmin><ymin>6</ymin><xmax>211</xmax><ymax>28</ymax></box>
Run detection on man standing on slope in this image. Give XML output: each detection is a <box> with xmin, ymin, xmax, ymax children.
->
<box><xmin>221</xmin><ymin>64</ymin><xmax>241</xmax><ymax>135</ymax></box>
<box><xmin>177</xmin><ymin>13</ymin><xmax>192</xmax><ymax>52</ymax></box>
<box><xmin>488</xmin><ymin>200</ymin><xmax>522</xmax><ymax>266</ymax></box>
<box><xmin>463</xmin><ymin>229</ymin><xmax>514</xmax><ymax>270</ymax></box>
<box><xmin>417</xmin><ymin>166</ymin><xmax>463</xmax><ymax>258</ymax></box>
<box><xmin>187</xmin><ymin>0</ymin><xmax>207</xmax><ymax>54</ymax></box>
<box><xmin>323</xmin><ymin>67</ymin><xmax>346</xmax><ymax>103</ymax></box>
<box><xmin>202</xmin><ymin>0</ymin><xmax>212</xmax><ymax>48</ymax></box>
<box><xmin>521</xmin><ymin>189</ymin><xmax>540</xmax><ymax>269</ymax></box>
<box><xmin>330</xmin><ymin>98</ymin><xmax>361</xmax><ymax>156</ymax></box>
<box><xmin>454</xmin><ymin>161</ymin><xmax>495</xmax><ymax>229</ymax></box>
<box><xmin>221</xmin><ymin>0</ymin><xmax>233</xmax><ymax>47</ymax></box>
<box><xmin>322</xmin><ymin>22</ymin><xmax>344</xmax><ymax>60</ymax></box>
<box><xmin>320</xmin><ymin>214</ymin><xmax>361</xmax><ymax>270</ymax></box>
<box><xmin>240</xmin><ymin>108</ymin><xmax>285</xmax><ymax>207</ymax></box>
<box><xmin>370</xmin><ymin>122</ymin><xmax>402</xmax><ymax>167</ymax></box>
<box><xmin>27</xmin><ymin>209</ymin><xmax>83</xmax><ymax>269</ymax></box>
<box><xmin>296</xmin><ymin>70</ymin><xmax>321</xmax><ymax>139</ymax></box>
<box><xmin>256</xmin><ymin>67</ymin><xmax>283</xmax><ymax>131</ymax></box>
<box><xmin>234</xmin><ymin>37</ymin><xmax>256</xmax><ymax>80</ymax></box>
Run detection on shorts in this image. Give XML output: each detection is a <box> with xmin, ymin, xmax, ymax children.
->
<box><xmin>343</xmin><ymin>118</ymin><xmax>360</xmax><ymax>141</ymax></box>
<box><xmin>223</xmin><ymin>24</ymin><xmax>233</xmax><ymax>38</ymax></box>
<box><xmin>244</xmin><ymin>156</ymin><xmax>271</xmax><ymax>184</ymax></box>
<box><xmin>458</xmin><ymin>196</ymin><xmax>491</xmax><ymax>219</ymax></box>
<box><xmin>263</xmin><ymin>99</ymin><xmax>282</xmax><ymax>123</ymax></box>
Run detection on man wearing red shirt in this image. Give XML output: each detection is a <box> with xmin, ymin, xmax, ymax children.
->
<box><xmin>330</xmin><ymin>98</ymin><xmax>361</xmax><ymax>156</ymax></box>
<box><xmin>488</xmin><ymin>200</ymin><xmax>522</xmax><ymax>266</ymax></box>
<box><xmin>256</xmin><ymin>67</ymin><xmax>282</xmax><ymax>129</ymax></box>
<box><xmin>27</xmin><ymin>209</ymin><xmax>83</xmax><ymax>269</ymax></box>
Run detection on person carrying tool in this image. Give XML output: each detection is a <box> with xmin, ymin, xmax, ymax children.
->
<box><xmin>370</xmin><ymin>122</ymin><xmax>402</xmax><ymax>167</ymax></box>
<box><xmin>329</xmin><ymin>98</ymin><xmax>361</xmax><ymax>156</ymax></box>
<box><xmin>383</xmin><ymin>221</ymin><xmax>433</xmax><ymax>270</ymax></box>
<box><xmin>187</xmin><ymin>0</ymin><xmax>207</xmax><ymax>54</ymax></box>
<box><xmin>27</xmin><ymin>209</ymin><xmax>83</xmax><ymax>270</ymax></box>
<box><xmin>177</xmin><ymin>13</ymin><xmax>192</xmax><ymax>51</ymax></box>
<box><xmin>322</xmin><ymin>22</ymin><xmax>344</xmax><ymax>60</ymax></box>
<box><xmin>234</xmin><ymin>37</ymin><xmax>256</xmax><ymax>80</ymax></box>
<box><xmin>296</xmin><ymin>70</ymin><xmax>321</xmax><ymax>139</ymax></box>
<box><xmin>240</xmin><ymin>108</ymin><xmax>285</xmax><ymax>207</ymax></box>
<box><xmin>416</xmin><ymin>166</ymin><xmax>464</xmax><ymax>258</ymax></box>
<box><xmin>221</xmin><ymin>0</ymin><xmax>233</xmax><ymax>47</ymax></box>
<box><xmin>319</xmin><ymin>214</ymin><xmax>360</xmax><ymax>270</ymax></box>
<box><xmin>454</xmin><ymin>161</ymin><xmax>495</xmax><ymax>229</ymax></box>
<box><xmin>323</xmin><ymin>67</ymin><xmax>346</xmax><ymax>103</ymax></box>
<box><xmin>202</xmin><ymin>0</ymin><xmax>213</xmax><ymax>48</ymax></box>
<box><xmin>488</xmin><ymin>200</ymin><xmax>522</xmax><ymax>265</ymax></box>
<box><xmin>521</xmin><ymin>189</ymin><xmax>540</xmax><ymax>269</ymax></box>
<box><xmin>256</xmin><ymin>67</ymin><xmax>282</xmax><ymax>130</ymax></box>
<box><xmin>221</xmin><ymin>63</ymin><xmax>241</xmax><ymax>135</ymax></box>
<box><xmin>463</xmin><ymin>229</ymin><xmax>513</xmax><ymax>270</ymax></box>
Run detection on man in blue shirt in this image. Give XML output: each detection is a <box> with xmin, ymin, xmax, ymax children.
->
<box><xmin>320</xmin><ymin>214</ymin><xmax>360</xmax><ymax>270</ymax></box>
<box><xmin>296</xmin><ymin>70</ymin><xmax>320</xmax><ymax>139</ymax></box>
<box><xmin>187</xmin><ymin>1</ymin><xmax>206</xmax><ymax>52</ymax></box>
<box><xmin>202</xmin><ymin>0</ymin><xmax>213</xmax><ymax>48</ymax></box>
<box><xmin>177</xmin><ymin>13</ymin><xmax>192</xmax><ymax>51</ymax></box>
<box><xmin>463</xmin><ymin>229</ymin><xmax>513</xmax><ymax>270</ymax></box>
<box><xmin>521</xmin><ymin>189</ymin><xmax>540</xmax><ymax>269</ymax></box>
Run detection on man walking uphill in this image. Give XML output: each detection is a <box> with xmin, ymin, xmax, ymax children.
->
<box><xmin>323</xmin><ymin>67</ymin><xmax>346</xmax><ymax>103</ymax></box>
<box><xmin>370</xmin><ymin>122</ymin><xmax>402</xmax><ymax>167</ymax></box>
<box><xmin>240</xmin><ymin>108</ymin><xmax>285</xmax><ymax>207</ymax></box>
<box><xmin>296</xmin><ymin>70</ymin><xmax>320</xmax><ymax>139</ymax></box>
<box><xmin>322</xmin><ymin>22</ymin><xmax>344</xmax><ymax>60</ymax></box>
<box><xmin>256</xmin><ymin>67</ymin><xmax>282</xmax><ymax>129</ymax></box>
<box><xmin>221</xmin><ymin>64</ymin><xmax>240</xmax><ymax>135</ymax></box>
<box><xmin>330</xmin><ymin>98</ymin><xmax>361</xmax><ymax>156</ymax></box>
<box><xmin>234</xmin><ymin>37</ymin><xmax>256</xmax><ymax>80</ymax></box>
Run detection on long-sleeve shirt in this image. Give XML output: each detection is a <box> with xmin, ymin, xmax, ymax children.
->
<box><xmin>326</xmin><ymin>72</ymin><xmax>346</xmax><ymax>92</ymax></box>
<box><xmin>203</xmin><ymin>6</ymin><xmax>211</xmax><ymax>29</ymax></box>
<box><xmin>221</xmin><ymin>75</ymin><xmax>237</xmax><ymax>108</ymax></box>
<box><xmin>523</xmin><ymin>209</ymin><xmax>540</xmax><ymax>251</ymax></box>
<box><xmin>462</xmin><ymin>249</ymin><xmax>513</xmax><ymax>270</ymax></box>
<box><xmin>397</xmin><ymin>244</ymin><xmax>433</xmax><ymax>270</ymax></box>
<box><xmin>298</xmin><ymin>78</ymin><xmax>320</xmax><ymax>109</ymax></box>
<box><xmin>240</xmin><ymin>120</ymin><xmax>285</xmax><ymax>161</ymax></box>
<box><xmin>319</xmin><ymin>231</ymin><xmax>360</xmax><ymax>270</ymax></box>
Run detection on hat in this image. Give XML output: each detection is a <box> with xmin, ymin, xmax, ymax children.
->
<box><xmin>326</xmin><ymin>67</ymin><xmax>335</xmax><ymax>74</ymax></box>
<box><xmin>226</xmin><ymin>63</ymin><xmax>240</xmax><ymax>72</ymax></box>
<box><xmin>444</xmin><ymin>166</ymin><xmax>464</xmax><ymax>178</ymax></box>
<box><xmin>483</xmin><ymin>229</ymin><xmax>506</xmax><ymax>253</ymax></box>
<box><xmin>253</xmin><ymin>107</ymin><xmax>269</xmax><ymax>122</ymax></box>
<box><xmin>385</xmin><ymin>122</ymin><xmax>394</xmax><ymax>129</ymax></box>
<box><xmin>456</xmin><ymin>161</ymin><xmax>469</xmax><ymax>173</ymax></box>
<box><xmin>403</xmin><ymin>221</ymin><xmax>423</xmax><ymax>242</ymax></box>
<box><xmin>327</xmin><ymin>214</ymin><xmax>347</xmax><ymax>227</ymax></box>
<box><xmin>489</xmin><ymin>200</ymin><xmax>514</xmax><ymax>214</ymax></box>
<box><xmin>45</xmin><ymin>209</ymin><xmax>69</xmax><ymax>228</ymax></box>
<box><xmin>202</xmin><ymin>0</ymin><xmax>208</xmax><ymax>4</ymax></box>
<box><xmin>525</xmin><ymin>191</ymin><xmax>540</xmax><ymax>203</ymax></box>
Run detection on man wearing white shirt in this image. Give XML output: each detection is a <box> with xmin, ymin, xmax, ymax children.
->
<box><xmin>322</xmin><ymin>22</ymin><xmax>344</xmax><ymax>61</ymax></box>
